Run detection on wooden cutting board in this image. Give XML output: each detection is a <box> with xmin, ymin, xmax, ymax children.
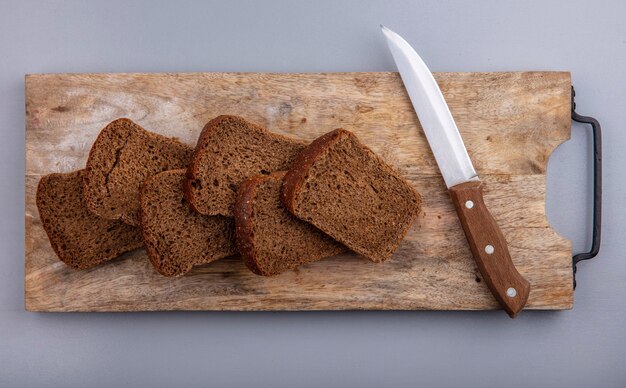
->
<box><xmin>25</xmin><ymin>71</ymin><xmax>573</xmax><ymax>312</ymax></box>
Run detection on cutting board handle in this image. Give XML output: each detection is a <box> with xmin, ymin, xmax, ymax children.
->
<box><xmin>570</xmin><ymin>86</ymin><xmax>602</xmax><ymax>289</ymax></box>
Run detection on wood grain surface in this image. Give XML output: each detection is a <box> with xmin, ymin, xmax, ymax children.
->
<box><xmin>25</xmin><ymin>71</ymin><xmax>572</xmax><ymax>312</ymax></box>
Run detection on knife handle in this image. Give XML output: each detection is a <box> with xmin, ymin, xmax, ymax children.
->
<box><xmin>449</xmin><ymin>181</ymin><xmax>530</xmax><ymax>318</ymax></box>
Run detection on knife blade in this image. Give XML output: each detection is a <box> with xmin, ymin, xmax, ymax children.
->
<box><xmin>381</xmin><ymin>25</ymin><xmax>530</xmax><ymax>317</ymax></box>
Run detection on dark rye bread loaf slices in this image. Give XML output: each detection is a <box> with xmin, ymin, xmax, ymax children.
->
<box><xmin>140</xmin><ymin>169</ymin><xmax>237</xmax><ymax>277</ymax></box>
<box><xmin>282</xmin><ymin>129</ymin><xmax>422</xmax><ymax>263</ymax></box>
<box><xmin>235</xmin><ymin>172</ymin><xmax>346</xmax><ymax>276</ymax></box>
<box><xmin>36</xmin><ymin>170</ymin><xmax>143</xmax><ymax>270</ymax></box>
<box><xmin>184</xmin><ymin>115</ymin><xmax>307</xmax><ymax>217</ymax></box>
<box><xmin>84</xmin><ymin>118</ymin><xmax>193</xmax><ymax>226</ymax></box>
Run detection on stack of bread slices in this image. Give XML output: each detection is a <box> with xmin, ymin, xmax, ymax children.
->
<box><xmin>37</xmin><ymin>116</ymin><xmax>422</xmax><ymax>277</ymax></box>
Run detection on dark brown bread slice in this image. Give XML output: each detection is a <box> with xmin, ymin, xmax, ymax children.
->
<box><xmin>140</xmin><ymin>169</ymin><xmax>237</xmax><ymax>277</ymax></box>
<box><xmin>36</xmin><ymin>170</ymin><xmax>143</xmax><ymax>270</ymax></box>
<box><xmin>184</xmin><ymin>115</ymin><xmax>307</xmax><ymax>217</ymax></box>
<box><xmin>84</xmin><ymin>118</ymin><xmax>194</xmax><ymax>226</ymax></box>
<box><xmin>235</xmin><ymin>172</ymin><xmax>346</xmax><ymax>276</ymax></box>
<box><xmin>282</xmin><ymin>129</ymin><xmax>422</xmax><ymax>263</ymax></box>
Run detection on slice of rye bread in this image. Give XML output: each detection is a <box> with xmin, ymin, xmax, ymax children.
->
<box><xmin>140</xmin><ymin>169</ymin><xmax>237</xmax><ymax>277</ymax></box>
<box><xmin>84</xmin><ymin>118</ymin><xmax>194</xmax><ymax>226</ymax></box>
<box><xmin>184</xmin><ymin>115</ymin><xmax>307</xmax><ymax>217</ymax></box>
<box><xmin>281</xmin><ymin>129</ymin><xmax>422</xmax><ymax>263</ymax></box>
<box><xmin>36</xmin><ymin>170</ymin><xmax>144</xmax><ymax>270</ymax></box>
<box><xmin>235</xmin><ymin>172</ymin><xmax>346</xmax><ymax>276</ymax></box>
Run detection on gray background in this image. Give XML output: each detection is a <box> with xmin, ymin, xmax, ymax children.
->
<box><xmin>1</xmin><ymin>0</ymin><xmax>624</xmax><ymax>387</ymax></box>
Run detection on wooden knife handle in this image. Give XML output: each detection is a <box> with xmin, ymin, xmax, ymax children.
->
<box><xmin>449</xmin><ymin>181</ymin><xmax>530</xmax><ymax>318</ymax></box>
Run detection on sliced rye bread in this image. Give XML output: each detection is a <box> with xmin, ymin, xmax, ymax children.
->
<box><xmin>235</xmin><ymin>172</ymin><xmax>346</xmax><ymax>276</ymax></box>
<box><xmin>184</xmin><ymin>115</ymin><xmax>307</xmax><ymax>217</ymax></box>
<box><xmin>84</xmin><ymin>118</ymin><xmax>194</xmax><ymax>226</ymax></box>
<box><xmin>36</xmin><ymin>170</ymin><xmax>144</xmax><ymax>270</ymax></box>
<box><xmin>140</xmin><ymin>169</ymin><xmax>237</xmax><ymax>277</ymax></box>
<box><xmin>281</xmin><ymin>129</ymin><xmax>422</xmax><ymax>263</ymax></box>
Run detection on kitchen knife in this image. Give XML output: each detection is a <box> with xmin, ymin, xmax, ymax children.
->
<box><xmin>381</xmin><ymin>25</ymin><xmax>530</xmax><ymax>317</ymax></box>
